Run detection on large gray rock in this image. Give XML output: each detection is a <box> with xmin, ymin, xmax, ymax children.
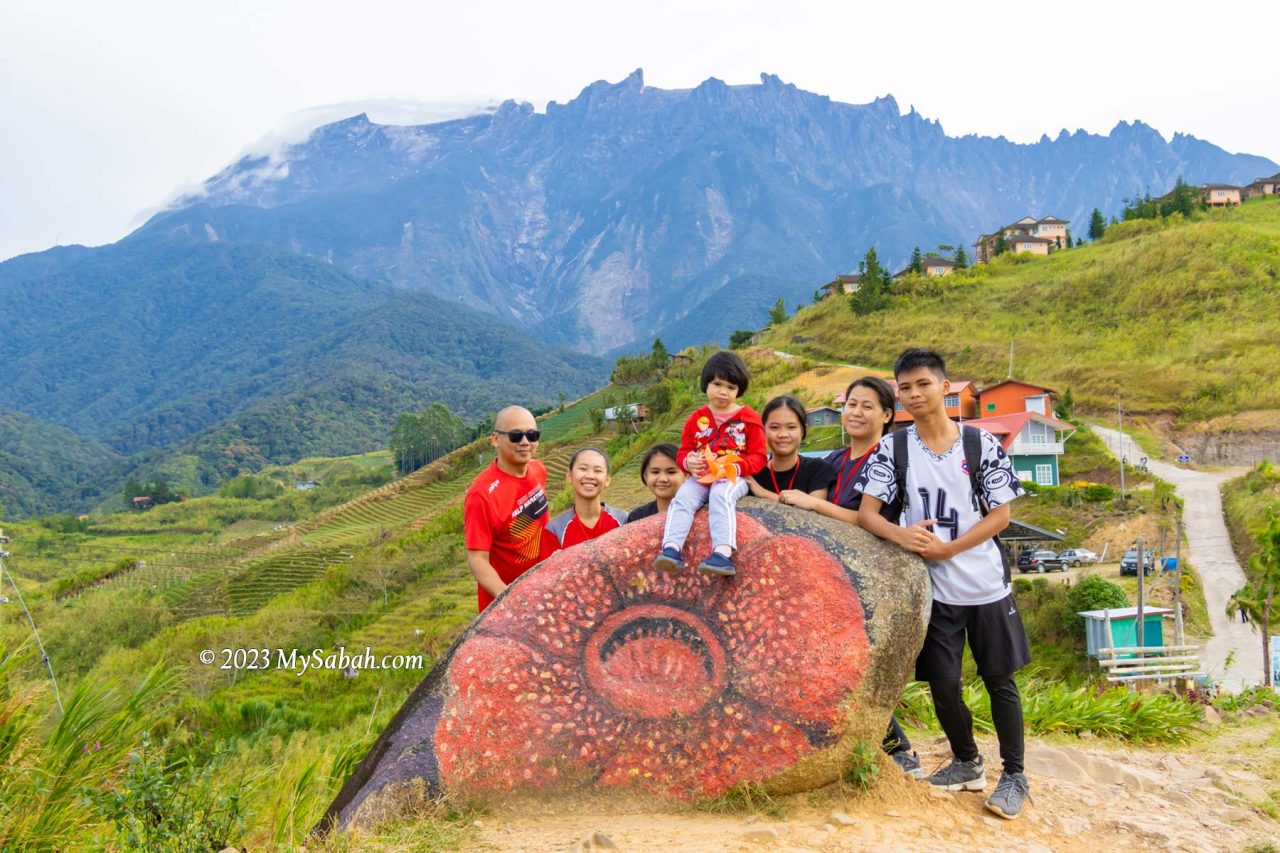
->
<box><xmin>316</xmin><ymin>498</ymin><xmax>929</xmax><ymax>833</ymax></box>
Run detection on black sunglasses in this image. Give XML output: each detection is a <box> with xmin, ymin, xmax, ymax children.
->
<box><xmin>494</xmin><ymin>429</ymin><xmax>541</xmax><ymax>444</ymax></box>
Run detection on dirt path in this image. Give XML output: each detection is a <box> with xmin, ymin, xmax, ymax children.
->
<box><xmin>1091</xmin><ymin>425</ymin><xmax>1259</xmax><ymax>690</ymax></box>
<box><xmin>474</xmin><ymin>733</ymin><xmax>1278</xmax><ymax>852</ymax></box>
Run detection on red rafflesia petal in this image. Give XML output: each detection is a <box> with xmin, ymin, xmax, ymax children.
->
<box><xmin>720</xmin><ymin>535</ymin><xmax>870</xmax><ymax>730</ymax></box>
<box><xmin>481</xmin><ymin>544</ymin><xmax>621</xmax><ymax>660</ymax></box>
<box><xmin>598</xmin><ymin>693</ymin><xmax>812</xmax><ymax>798</ymax></box>
<box><xmin>436</xmin><ymin>634</ymin><xmax>622</xmax><ymax>791</ymax></box>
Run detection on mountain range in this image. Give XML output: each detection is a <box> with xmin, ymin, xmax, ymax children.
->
<box><xmin>149</xmin><ymin>69</ymin><xmax>1276</xmax><ymax>353</ymax></box>
<box><xmin>2</xmin><ymin>69</ymin><xmax>1276</xmax><ymax>514</ymax></box>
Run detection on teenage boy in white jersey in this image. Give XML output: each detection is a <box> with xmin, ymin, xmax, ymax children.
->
<box><xmin>855</xmin><ymin>348</ymin><xmax>1032</xmax><ymax>820</ymax></box>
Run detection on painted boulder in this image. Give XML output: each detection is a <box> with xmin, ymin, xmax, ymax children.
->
<box><xmin>319</xmin><ymin>498</ymin><xmax>929</xmax><ymax>832</ymax></box>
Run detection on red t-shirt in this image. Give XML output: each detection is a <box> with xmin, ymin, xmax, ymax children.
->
<box><xmin>463</xmin><ymin>459</ymin><xmax>556</xmax><ymax>611</ymax></box>
<box><xmin>558</xmin><ymin>508</ymin><xmax>623</xmax><ymax>549</ymax></box>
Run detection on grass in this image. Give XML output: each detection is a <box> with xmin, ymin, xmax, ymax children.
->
<box><xmin>761</xmin><ymin>198</ymin><xmax>1280</xmax><ymax>425</ymax></box>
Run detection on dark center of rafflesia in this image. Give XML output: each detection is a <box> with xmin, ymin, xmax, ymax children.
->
<box><xmin>584</xmin><ymin>604</ymin><xmax>728</xmax><ymax>718</ymax></box>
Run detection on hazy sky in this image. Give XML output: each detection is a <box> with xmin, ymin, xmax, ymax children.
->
<box><xmin>2</xmin><ymin>0</ymin><xmax>1277</xmax><ymax>262</ymax></box>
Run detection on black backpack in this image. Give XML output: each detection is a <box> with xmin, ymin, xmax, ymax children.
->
<box><xmin>886</xmin><ymin>425</ymin><xmax>1012</xmax><ymax>586</ymax></box>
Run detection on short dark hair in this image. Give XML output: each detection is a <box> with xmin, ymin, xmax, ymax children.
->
<box><xmin>569</xmin><ymin>446</ymin><xmax>610</xmax><ymax>475</ymax></box>
<box><xmin>700</xmin><ymin>350</ymin><xmax>750</xmax><ymax>395</ymax></box>
<box><xmin>843</xmin><ymin>376</ymin><xmax>896</xmax><ymax>437</ymax></box>
<box><xmin>761</xmin><ymin>395</ymin><xmax>809</xmax><ymax>440</ymax></box>
<box><xmin>639</xmin><ymin>443</ymin><xmax>680</xmax><ymax>482</ymax></box>
<box><xmin>893</xmin><ymin>348</ymin><xmax>946</xmax><ymax>380</ymax></box>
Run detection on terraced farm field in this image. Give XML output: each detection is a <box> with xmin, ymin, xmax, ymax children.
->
<box><xmin>538</xmin><ymin>392</ymin><xmax>608</xmax><ymax>442</ymax></box>
<box><xmin>224</xmin><ymin>548</ymin><xmax>353</xmax><ymax>616</ymax></box>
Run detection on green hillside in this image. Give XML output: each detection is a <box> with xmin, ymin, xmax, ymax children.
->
<box><xmin>762</xmin><ymin>198</ymin><xmax>1280</xmax><ymax>425</ymax></box>
<box><xmin>0</xmin><ymin>408</ymin><xmax>122</xmax><ymax>517</ymax></box>
<box><xmin>0</xmin><ymin>346</ymin><xmax>1208</xmax><ymax>849</ymax></box>
<box><xmin>0</xmin><ymin>238</ymin><xmax>608</xmax><ymax>513</ymax></box>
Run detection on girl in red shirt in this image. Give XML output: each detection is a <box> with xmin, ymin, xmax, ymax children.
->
<box><xmin>546</xmin><ymin>447</ymin><xmax>628</xmax><ymax>548</ymax></box>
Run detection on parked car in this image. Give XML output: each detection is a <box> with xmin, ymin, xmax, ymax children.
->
<box><xmin>1058</xmin><ymin>548</ymin><xmax>1099</xmax><ymax>567</ymax></box>
<box><xmin>1120</xmin><ymin>548</ymin><xmax>1155</xmax><ymax>576</ymax></box>
<box><xmin>1017</xmin><ymin>549</ymin><xmax>1066</xmax><ymax>573</ymax></box>
<box><xmin>0</xmin><ymin>550</ymin><xmax>9</xmax><ymax>559</ymax></box>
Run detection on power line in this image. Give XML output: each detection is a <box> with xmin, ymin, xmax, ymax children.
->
<box><xmin>0</xmin><ymin>555</ymin><xmax>64</xmax><ymax>714</ymax></box>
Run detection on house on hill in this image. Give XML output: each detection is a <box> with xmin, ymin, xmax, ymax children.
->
<box><xmin>806</xmin><ymin>406</ymin><xmax>842</xmax><ymax>427</ymax></box>
<box><xmin>1201</xmin><ymin>184</ymin><xmax>1242</xmax><ymax>207</ymax></box>
<box><xmin>896</xmin><ymin>254</ymin><xmax>957</xmax><ymax>278</ymax></box>
<box><xmin>1244</xmin><ymin>175</ymin><xmax>1279</xmax><ymax>200</ymax></box>
<box><xmin>131</xmin><ymin>496</ymin><xmax>154</xmax><ymax>510</ymax></box>
<box><xmin>821</xmin><ymin>274</ymin><xmax>860</xmax><ymax>298</ymax></box>
<box><xmin>977</xmin><ymin>379</ymin><xmax>1057</xmax><ymax>418</ymax></box>
<box><xmin>974</xmin><ymin>216</ymin><xmax>1070</xmax><ymax>262</ymax></box>
<box><xmin>964</xmin><ymin>410</ymin><xmax>1075</xmax><ymax>486</ymax></box>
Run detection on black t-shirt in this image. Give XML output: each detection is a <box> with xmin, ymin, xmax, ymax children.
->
<box><xmin>626</xmin><ymin>501</ymin><xmax>660</xmax><ymax>523</ymax></box>
<box><xmin>750</xmin><ymin>457</ymin><xmax>836</xmax><ymax>497</ymax></box>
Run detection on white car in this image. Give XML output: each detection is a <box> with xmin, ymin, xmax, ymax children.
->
<box><xmin>1058</xmin><ymin>548</ymin><xmax>1099</xmax><ymax>567</ymax></box>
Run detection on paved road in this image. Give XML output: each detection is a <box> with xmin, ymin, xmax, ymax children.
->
<box><xmin>1092</xmin><ymin>426</ymin><xmax>1259</xmax><ymax>690</ymax></box>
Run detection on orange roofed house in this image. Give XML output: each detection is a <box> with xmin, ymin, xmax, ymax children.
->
<box><xmin>969</xmin><ymin>380</ymin><xmax>1075</xmax><ymax>486</ymax></box>
<box><xmin>974</xmin><ymin>216</ymin><xmax>1070</xmax><ymax>263</ymax></box>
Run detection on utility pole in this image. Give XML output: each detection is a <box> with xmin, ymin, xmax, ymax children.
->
<box><xmin>1008</xmin><ymin>339</ymin><xmax>1015</xmax><ymax>379</ymax></box>
<box><xmin>1136</xmin><ymin>535</ymin><xmax>1145</xmax><ymax>650</ymax></box>
<box><xmin>1118</xmin><ymin>403</ymin><xmax>1126</xmax><ymax>500</ymax></box>
<box><xmin>1173</xmin><ymin>518</ymin><xmax>1185</xmax><ymax>646</ymax></box>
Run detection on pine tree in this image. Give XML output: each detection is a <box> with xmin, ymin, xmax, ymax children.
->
<box><xmin>1088</xmin><ymin>209</ymin><xmax>1106</xmax><ymax>240</ymax></box>
<box><xmin>767</xmin><ymin>297</ymin><xmax>788</xmax><ymax>327</ymax></box>
<box><xmin>908</xmin><ymin>246</ymin><xmax>924</xmax><ymax>275</ymax></box>
<box><xmin>994</xmin><ymin>231</ymin><xmax>1008</xmax><ymax>256</ymax></box>
<box><xmin>849</xmin><ymin>247</ymin><xmax>892</xmax><ymax>316</ymax></box>
<box><xmin>812</xmin><ymin>288</ymin><xmax>823</xmax><ymax>304</ymax></box>
<box><xmin>952</xmin><ymin>246</ymin><xmax>970</xmax><ymax>269</ymax></box>
<box><xmin>650</xmin><ymin>337</ymin><xmax>669</xmax><ymax>368</ymax></box>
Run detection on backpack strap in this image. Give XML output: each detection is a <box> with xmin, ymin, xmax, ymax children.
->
<box><xmin>963</xmin><ymin>425</ymin><xmax>1012</xmax><ymax>587</ymax></box>
<box><xmin>881</xmin><ymin>429</ymin><xmax>910</xmax><ymax>521</ymax></box>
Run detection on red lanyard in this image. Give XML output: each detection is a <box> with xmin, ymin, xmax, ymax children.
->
<box><xmin>834</xmin><ymin>448</ymin><xmax>873</xmax><ymax>502</ymax></box>
<box><xmin>768</xmin><ymin>457</ymin><xmax>800</xmax><ymax>494</ymax></box>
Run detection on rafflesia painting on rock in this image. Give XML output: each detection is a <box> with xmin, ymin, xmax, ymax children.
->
<box><xmin>318</xmin><ymin>499</ymin><xmax>929</xmax><ymax>833</ymax></box>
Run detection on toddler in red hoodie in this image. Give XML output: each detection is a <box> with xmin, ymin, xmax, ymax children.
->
<box><xmin>653</xmin><ymin>350</ymin><xmax>766</xmax><ymax>577</ymax></box>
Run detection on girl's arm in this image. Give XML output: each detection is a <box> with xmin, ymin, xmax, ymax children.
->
<box><xmin>779</xmin><ymin>490</ymin><xmax>859</xmax><ymax>524</ymax></box>
<box><xmin>747</xmin><ymin>476</ymin><xmax>781</xmax><ymax>502</ymax></box>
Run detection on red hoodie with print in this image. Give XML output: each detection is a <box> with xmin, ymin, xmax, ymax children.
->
<box><xmin>675</xmin><ymin>404</ymin><xmax>767</xmax><ymax>479</ymax></box>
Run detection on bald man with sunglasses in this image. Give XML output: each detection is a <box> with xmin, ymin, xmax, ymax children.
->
<box><xmin>464</xmin><ymin>406</ymin><xmax>558</xmax><ymax>611</ymax></box>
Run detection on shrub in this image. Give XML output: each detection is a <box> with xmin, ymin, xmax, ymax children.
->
<box><xmin>1084</xmin><ymin>483</ymin><xmax>1115</xmax><ymax>501</ymax></box>
<box><xmin>1064</xmin><ymin>575</ymin><xmax>1129</xmax><ymax>635</ymax></box>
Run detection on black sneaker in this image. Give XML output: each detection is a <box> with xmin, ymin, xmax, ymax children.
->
<box><xmin>890</xmin><ymin>750</ymin><xmax>923</xmax><ymax>780</ymax></box>
<box><xmin>923</xmin><ymin>754</ymin><xmax>986</xmax><ymax>792</ymax></box>
<box><xmin>697</xmin><ymin>552</ymin><xmax>736</xmax><ymax>577</ymax></box>
<box><xmin>985</xmin><ymin>771</ymin><xmax>1031</xmax><ymax>819</ymax></box>
<box><xmin>653</xmin><ymin>546</ymin><xmax>685</xmax><ymax>573</ymax></box>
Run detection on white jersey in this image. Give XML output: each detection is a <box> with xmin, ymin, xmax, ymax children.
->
<box><xmin>855</xmin><ymin>425</ymin><xmax>1024</xmax><ymax>606</ymax></box>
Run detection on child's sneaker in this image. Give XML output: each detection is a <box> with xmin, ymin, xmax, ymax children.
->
<box><xmin>653</xmin><ymin>546</ymin><xmax>685</xmax><ymax>573</ymax></box>
<box><xmin>697</xmin><ymin>552</ymin><xmax>736</xmax><ymax>577</ymax></box>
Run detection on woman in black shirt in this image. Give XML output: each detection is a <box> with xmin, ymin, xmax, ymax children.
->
<box><xmin>748</xmin><ymin>396</ymin><xmax>835</xmax><ymax>501</ymax></box>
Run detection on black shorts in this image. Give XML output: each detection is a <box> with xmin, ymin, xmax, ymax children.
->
<box><xmin>915</xmin><ymin>593</ymin><xmax>1032</xmax><ymax>681</ymax></box>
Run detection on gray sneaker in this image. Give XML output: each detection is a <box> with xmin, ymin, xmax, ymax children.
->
<box><xmin>924</xmin><ymin>754</ymin><xmax>986</xmax><ymax>792</ymax></box>
<box><xmin>890</xmin><ymin>750</ymin><xmax>924</xmax><ymax>780</ymax></box>
<box><xmin>985</xmin><ymin>771</ymin><xmax>1030</xmax><ymax>819</ymax></box>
